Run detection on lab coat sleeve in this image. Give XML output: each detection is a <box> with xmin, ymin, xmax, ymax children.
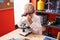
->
<box><xmin>30</xmin><ymin>16</ymin><xmax>42</xmax><ymax>34</ymax></box>
<box><xmin>37</xmin><ymin>16</ymin><xmax>42</xmax><ymax>34</ymax></box>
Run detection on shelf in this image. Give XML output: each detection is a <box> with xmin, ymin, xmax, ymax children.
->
<box><xmin>36</xmin><ymin>10</ymin><xmax>60</xmax><ymax>16</ymax></box>
<box><xmin>45</xmin><ymin>25</ymin><xmax>60</xmax><ymax>29</ymax></box>
<box><xmin>0</xmin><ymin>7</ymin><xmax>14</xmax><ymax>10</ymax></box>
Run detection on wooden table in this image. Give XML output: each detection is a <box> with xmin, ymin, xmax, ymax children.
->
<box><xmin>0</xmin><ymin>29</ymin><xmax>58</xmax><ymax>40</ymax></box>
<box><xmin>57</xmin><ymin>32</ymin><xmax>60</xmax><ymax>40</ymax></box>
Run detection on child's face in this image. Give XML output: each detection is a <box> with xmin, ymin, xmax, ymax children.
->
<box><xmin>24</xmin><ymin>7</ymin><xmax>33</xmax><ymax>13</ymax></box>
<box><xmin>24</xmin><ymin>4</ymin><xmax>34</xmax><ymax>13</ymax></box>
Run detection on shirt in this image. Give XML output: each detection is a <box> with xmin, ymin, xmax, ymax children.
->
<box><xmin>17</xmin><ymin>14</ymin><xmax>42</xmax><ymax>34</ymax></box>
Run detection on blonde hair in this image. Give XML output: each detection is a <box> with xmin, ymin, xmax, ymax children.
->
<box><xmin>24</xmin><ymin>3</ymin><xmax>34</xmax><ymax>13</ymax></box>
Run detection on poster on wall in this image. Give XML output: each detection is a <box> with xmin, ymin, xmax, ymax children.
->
<box><xmin>0</xmin><ymin>0</ymin><xmax>4</xmax><ymax>3</ymax></box>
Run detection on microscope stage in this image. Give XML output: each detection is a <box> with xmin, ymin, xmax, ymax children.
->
<box><xmin>19</xmin><ymin>29</ymin><xmax>32</xmax><ymax>36</ymax></box>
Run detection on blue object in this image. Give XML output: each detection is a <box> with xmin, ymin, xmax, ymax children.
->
<box><xmin>44</xmin><ymin>37</ymin><xmax>55</xmax><ymax>40</ymax></box>
<box><xmin>23</xmin><ymin>11</ymin><xmax>34</xmax><ymax>16</ymax></box>
<box><xmin>15</xmin><ymin>38</ymin><xmax>20</xmax><ymax>40</ymax></box>
<box><xmin>0</xmin><ymin>0</ymin><xmax>4</xmax><ymax>3</ymax></box>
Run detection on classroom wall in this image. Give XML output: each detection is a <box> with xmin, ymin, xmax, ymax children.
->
<box><xmin>0</xmin><ymin>8</ymin><xmax>15</xmax><ymax>37</ymax></box>
<box><xmin>14</xmin><ymin>0</ymin><xmax>29</xmax><ymax>25</ymax></box>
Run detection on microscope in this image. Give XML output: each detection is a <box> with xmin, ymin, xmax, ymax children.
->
<box><xmin>19</xmin><ymin>17</ymin><xmax>32</xmax><ymax>36</ymax></box>
<box><xmin>19</xmin><ymin>23</ymin><xmax>32</xmax><ymax>36</ymax></box>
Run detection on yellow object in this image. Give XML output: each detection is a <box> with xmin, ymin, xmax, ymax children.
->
<box><xmin>7</xmin><ymin>2</ymin><xmax>10</xmax><ymax>6</ymax></box>
<box><xmin>37</xmin><ymin>0</ymin><xmax>45</xmax><ymax>10</ymax></box>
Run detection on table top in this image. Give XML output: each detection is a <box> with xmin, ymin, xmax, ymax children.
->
<box><xmin>57</xmin><ymin>32</ymin><xmax>60</xmax><ymax>39</ymax></box>
<box><xmin>0</xmin><ymin>29</ymin><xmax>58</xmax><ymax>40</ymax></box>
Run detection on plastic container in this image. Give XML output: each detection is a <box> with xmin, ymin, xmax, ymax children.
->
<box><xmin>37</xmin><ymin>0</ymin><xmax>45</xmax><ymax>10</ymax></box>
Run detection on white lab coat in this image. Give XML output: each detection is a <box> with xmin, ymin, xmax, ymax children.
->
<box><xmin>17</xmin><ymin>14</ymin><xmax>42</xmax><ymax>34</ymax></box>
